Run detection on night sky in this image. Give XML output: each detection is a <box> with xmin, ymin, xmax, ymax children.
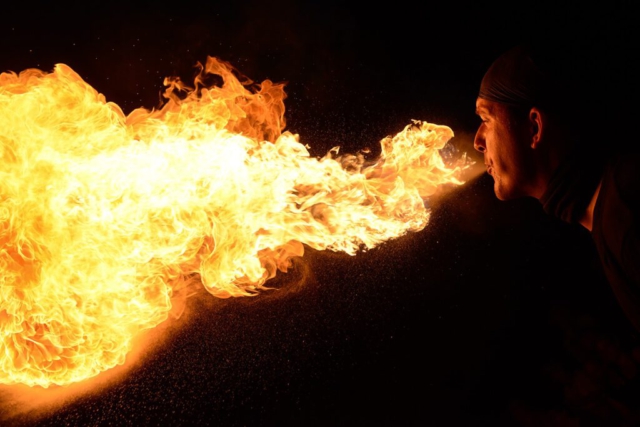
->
<box><xmin>1</xmin><ymin>1</ymin><xmax>639</xmax><ymax>426</ymax></box>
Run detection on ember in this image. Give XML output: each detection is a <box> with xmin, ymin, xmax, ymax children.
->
<box><xmin>0</xmin><ymin>57</ymin><xmax>468</xmax><ymax>387</ymax></box>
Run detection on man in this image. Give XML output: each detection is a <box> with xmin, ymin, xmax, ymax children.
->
<box><xmin>473</xmin><ymin>42</ymin><xmax>640</xmax><ymax>333</ymax></box>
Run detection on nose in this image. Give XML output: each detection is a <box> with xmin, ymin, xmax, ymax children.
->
<box><xmin>473</xmin><ymin>128</ymin><xmax>486</xmax><ymax>153</ymax></box>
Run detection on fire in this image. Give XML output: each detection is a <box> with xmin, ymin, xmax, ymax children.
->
<box><xmin>0</xmin><ymin>57</ymin><xmax>467</xmax><ymax>388</ymax></box>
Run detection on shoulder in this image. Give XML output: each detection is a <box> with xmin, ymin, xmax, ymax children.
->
<box><xmin>605</xmin><ymin>150</ymin><xmax>640</xmax><ymax>208</ymax></box>
<box><xmin>593</xmin><ymin>149</ymin><xmax>639</xmax><ymax>252</ymax></box>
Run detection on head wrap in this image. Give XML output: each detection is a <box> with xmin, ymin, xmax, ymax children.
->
<box><xmin>478</xmin><ymin>43</ymin><xmax>578</xmax><ymax>113</ymax></box>
<box><xmin>479</xmin><ymin>45</ymin><xmax>545</xmax><ymax>107</ymax></box>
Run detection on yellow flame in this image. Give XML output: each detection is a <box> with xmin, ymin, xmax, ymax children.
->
<box><xmin>0</xmin><ymin>57</ymin><xmax>467</xmax><ymax>388</ymax></box>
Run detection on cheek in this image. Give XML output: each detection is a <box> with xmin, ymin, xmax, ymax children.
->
<box><xmin>486</xmin><ymin>128</ymin><xmax>505</xmax><ymax>154</ymax></box>
<box><xmin>499</xmin><ymin>137</ymin><xmax>529</xmax><ymax>172</ymax></box>
<box><xmin>490</xmin><ymin>131</ymin><xmax>519</xmax><ymax>166</ymax></box>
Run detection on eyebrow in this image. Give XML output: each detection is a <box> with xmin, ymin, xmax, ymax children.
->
<box><xmin>475</xmin><ymin>104</ymin><xmax>493</xmax><ymax>116</ymax></box>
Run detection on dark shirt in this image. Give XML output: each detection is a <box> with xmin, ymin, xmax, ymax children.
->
<box><xmin>541</xmin><ymin>147</ymin><xmax>640</xmax><ymax>332</ymax></box>
<box><xmin>591</xmin><ymin>151</ymin><xmax>640</xmax><ymax>332</ymax></box>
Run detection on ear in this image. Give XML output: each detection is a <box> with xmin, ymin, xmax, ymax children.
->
<box><xmin>529</xmin><ymin>107</ymin><xmax>544</xmax><ymax>149</ymax></box>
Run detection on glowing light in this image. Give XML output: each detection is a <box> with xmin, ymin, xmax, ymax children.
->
<box><xmin>0</xmin><ymin>57</ymin><xmax>468</xmax><ymax>387</ymax></box>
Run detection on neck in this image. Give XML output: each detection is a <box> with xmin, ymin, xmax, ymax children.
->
<box><xmin>539</xmin><ymin>147</ymin><xmax>606</xmax><ymax>225</ymax></box>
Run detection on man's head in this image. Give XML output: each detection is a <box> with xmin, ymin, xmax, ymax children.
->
<box><xmin>474</xmin><ymin>99</ymin><xmax>545</xmax><ymax>200</ymax></box>
<box><xmin>473</xmin><ymin>43</ymin><xmax>587</xmax><ymax>200</ymax></box>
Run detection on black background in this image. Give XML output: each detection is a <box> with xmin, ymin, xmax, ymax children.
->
<box><xmin>1</xmin><ymin>1</ymin><xmax>639</xmax><ymax>426</ymax></box>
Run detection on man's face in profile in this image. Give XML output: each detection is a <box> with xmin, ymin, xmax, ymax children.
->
<box><xmin>474</xmin><ymin>98</ymin><xmax>536</xmax><ymax>200</ymax></box>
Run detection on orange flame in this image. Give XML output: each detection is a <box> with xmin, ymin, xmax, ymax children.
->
<box><xmin>0</xmin><ymin>57</ymin><xmax>468</xmax><ymax>388</ymax></box>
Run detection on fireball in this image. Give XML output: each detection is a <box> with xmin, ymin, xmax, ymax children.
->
<box><xmin>0</xmin><ymin>57</ymin><xmax>467</xmax><ymax>387</ymax></box>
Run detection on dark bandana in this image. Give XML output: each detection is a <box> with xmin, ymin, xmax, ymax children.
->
<box><xmin>479</xmin><ymin>45</ymin><xmax>544</xmax><ymax>107</ymax></box>
<box><xmin>478</xmin><ymin>43</ymin><xmax>574</xmax><ymax>112</ymax></box>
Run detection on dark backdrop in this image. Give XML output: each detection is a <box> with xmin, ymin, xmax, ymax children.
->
<box><xmin>1</xmin><ymin>1</ymin><xmax>639</xmax><ymax>426</ymax></box>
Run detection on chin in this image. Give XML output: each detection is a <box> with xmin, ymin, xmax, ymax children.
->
<box><xmin>494</xmin><ymin>183</ymin><xmax>513</xmax><ymax>201</ymax></box>
<box><xmin>493</xmin><ymin>183</ymin><xmax>505</xmax><ymax>200</ymax></box>
<box><xmin>495</xmin><ymin>185</ymin><xmax>526</xmax><ymax>201</ymax></box>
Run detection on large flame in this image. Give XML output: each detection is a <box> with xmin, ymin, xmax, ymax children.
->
<box><xmin>0</xmin><ymin>57</ymin><xmax>466</xmax><ymax>388</ymax></box>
